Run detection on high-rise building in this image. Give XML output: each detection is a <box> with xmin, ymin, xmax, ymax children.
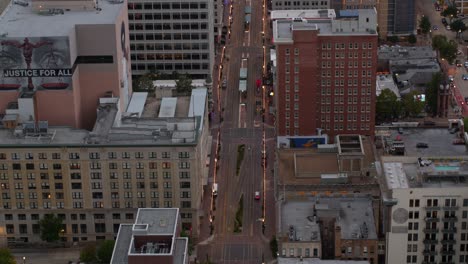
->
<box><xmin>0</xmin><ymin>0</ymin><xmax>132</xmax><ymax>130</ymax></box>
<box><xmin>111</xmin><ymin>208</ymin><xmax>188</xmax><ymax>264</ymax></box>
<box><xmin>382</xmin><ymin>157</ymin><xmax>468</xmax><ymax>264</ymax></box>
<box><xmin>127</xmin><ymin>0</ymin><xmax>215</xmax><ymax>79</ymax></box>
<box><xmin>0</xmin><ymin>89</ymin><xmax>210</xmax><ymax>247</ymax></box>
<box><xmin>272</xmin><ymin>9</ymin><xmax>377</xmax><ymax>139</ymax></box>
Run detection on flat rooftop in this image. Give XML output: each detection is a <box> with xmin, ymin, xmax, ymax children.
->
<box><xmin>0</xmin><ymin>89</ymin><xmax>207</xmax><ymax>147</ymax></box>
<box><xmin>376</xmin><ymin>74</ymin><xmax>400</xmax><ymax>99</ymax></box>
<box><xmin>271</xmin><ymin>9</ymin><xmax>336</xmax><ymax>20</ymax></box>
<box><xmin>0</xmin><ymin>0</ymin><xmax>123</xmax><ymax>37</ymax></box>
<box><xmin>111</xmin><ymin>224</ymin><xmax>132</xmax><ymax>264</ymax></box>
<box><xmin>282</xmin><ymin>198</ymin><xmax>377</xmax><ymax>241</ymax></box>
<box><xmin>278</xmin><ymin>258</ymin><xmax>369</xmax><ymax>264</ymax></box>
<box><xmin>378</xmin><ymin>45</ymin><xmax>436</xmax><ymax>61</ymax></box>
<box><xmin>136</xmin><ymin>208</ymin><xmax>178</xmax><ymax>235</ymax></box>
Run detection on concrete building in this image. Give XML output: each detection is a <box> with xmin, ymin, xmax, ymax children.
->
<box><xmin>272</xmin><ymin>9</ymin><xmax>377</xmax><ymax>139</ymax></box>
<box><xmin>0</xmin><ymin>0</ymin><xmax>132</xmax><ymax>130</ymax></box>
<box><xmin>127</xmin><ymin>0</ymin><xmax>215</xmax><ymax>79</ymax></box>
<box><xmin>455</xmin><ymin>0</ymin><xmax>468</xmax><ymax>14</ymax></box>
<box><xmin>111</xmin><ymin>208</ymin><xmax>188</xmax><ymax>264</ymax></box>
<box><xmin>213</xmin><ymin>0</ymin><xmax>224</xmax><ymax>43</ymax></box>
<box><xmin>279</xmin><ymin>198</ymin><xmax>378</xmax><ymax>264</ymax></box>
<box><xmin>381</xmin><ymin>156</ymin><xmax>468</xmax><ymax>264</ymax></box>
<box><xmin>378</xmin><ymin>46</ymin><xmax>439</xmax><ymax>91</ymax></box>
<box><xmin>376</xmin><ymin>74</ymin><xmax>400</xmax><ymax>99</ymax></box>
<box><xmin>271</xmin><ymin>0</ymin><xmax>330</xmax><ymax>10</ymax></box>
<box><xmin>278</xmin><ymin>259</ymin><xmax>370</xmax><ymax>264</ymax></box>
<box><xmin>0</xmin><ymin>89</ymin><xmax>210</xmax><ymax>247</ymax></box>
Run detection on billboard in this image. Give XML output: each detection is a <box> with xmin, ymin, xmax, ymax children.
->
<box><xmin>278</xmin><ymin>136</ymin><xmax>328</xmax><ymax>148</ymax></box>
<box><xmin>0</xmin><ymin>37</ymin><xmax>72</xmax><ymax>91</ymax></box>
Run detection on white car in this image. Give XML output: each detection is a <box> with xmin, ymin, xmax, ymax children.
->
<box><xmin>448</xmin><ymin>75</ymin><xmax>454</xmax><ymax>82</ymax></box>
<box><xmin>254</xmin><ymin>191</ymin><xmax>260</xmax><ymax>200</ymax></box>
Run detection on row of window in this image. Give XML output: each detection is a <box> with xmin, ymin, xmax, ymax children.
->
<box><xmin>0</xmin><ymin>161</ymin><xmax>190</xmax><ymax>171</ymax></box>
<box><xmin>313</xmin><ymin>122</ymin><xmax>371</xmax><ymax>131</ymax></box>
<box><xmin>320</xmin><ymin>60</ymin><xmax>373</xmax><ymax>69</ymax></box>
<box><xmin>321</xmin><ymin>70</ymin><xmax>374</xmax><ymax>78</ymax></box>
<box><xmin>132</xmin><ymin>63</ymin><xmax>209</xmax><ymax>71</ymax></box>
<box><xmin>319</xmin><ymin>105</ymin><xmax>372</xmax><ymax>114</ymax></box>
<box><xmin>274</xmin><ymin>0</ymin><xmax>328</xmax><ymax>7</ymax></box>
<box><xmin>128</xmin><ymin>2</ymin><xmax>208</xmax><ymax>10</ymax></box>
<box><xmin>0</xmin><ymin>151</ymin><xmax>188</xmax><ymax>160</ymax></box>
<box><xmin>318</xmin><ymin>114</ymin><xmax>372</xmax><ymax>122</ymax></box>
<box><xmin>321</xmin><ymin>42</ymin><xmax>374</xmax><ymax>50</ymax></box>
<box><xmin>132</xmin><ymin>53</ymin><xmax>207</xmax><ymax>62</ymax></box>
<box><xmin>320</xmin><ymin>78</ymin><xmax>374</xmax><ymax>87</ymax></box>
<box><xmin>410</xmin><ymin>198</ymin><xmax>468</xmax><ymax>207</ymax></box>
<box><xmin>129</xmin><ymin>12</ymin><xmax>208</xmax><ymax>21</ymax></box>
<box><xmin>320</xmin><ymin>96</ymin><xmax>372</xmax><ymax>105</ymax></box>
<box><xmin>321</xmin><ymin>87</ymin><xmax>373</xmax><ymax>96</ymax></box>
<box><xmin>320</xmin><ymin>51</ymin><xmax>374</xmax><ymax>59</ymax></box>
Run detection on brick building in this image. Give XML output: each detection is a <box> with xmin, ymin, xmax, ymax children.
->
<box><xmin>272</xmin><ymin>9</ymin><xmax>378</xmax><ymax>140</ymax></box>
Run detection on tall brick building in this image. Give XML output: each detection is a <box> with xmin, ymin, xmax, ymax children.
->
<box><xmin>272</xmin><ymin>9</ymin><xmax>378</xmax><ymax>140</ymax></box>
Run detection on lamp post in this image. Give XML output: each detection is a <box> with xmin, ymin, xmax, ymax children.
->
<box><xmin>22</xmin><ymin>256</ymin><xmax>26</xmax><ymax>264</ymax></box>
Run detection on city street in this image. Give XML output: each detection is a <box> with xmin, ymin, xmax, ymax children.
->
<box><xmin>196</xmin><ymin>0</ymin><xmax>276</xmax><ymax>262</ymax></box>
<box><xmin>416</xmin><ymin>0</ymin><xmax>468</xmax><ymax>115</ymax></box>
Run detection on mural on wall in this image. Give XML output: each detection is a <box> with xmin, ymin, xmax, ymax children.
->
<box><xmin>0</xmin><ymin>37</ymin><xmax>72</xmax><ymax>91</ymax></box>
<box><xmin>278</xmin><ymin>136</ymin><xmax>328</xmax><ymax>148</ymax></box>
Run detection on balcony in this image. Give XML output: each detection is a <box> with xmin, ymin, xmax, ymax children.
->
<box><xmin>423</xmin><ymin>239</ymin><xmax>438</xmax><ymax>244</ymax></box>
<box><xmin>441</xmin><ymin>216</ymin><xmax>458</xmax><ymax>222</ymax></box>
<box><xmin>424</xmin><ymin>217</ymin><xmax>440</xmax><ymax>222</ymax></box>
<box><xmin>440</xmin><ymin>249</ymin><xmax>456</xmax><ymax>255</ymax></box>
<box><xmin>441</xmin><ymin>227</ymin><xmax>457</xmax><ymax>233</ymax></box>
<box><xmin>422</xmin><ymin>250</ymin><xmax>437</xmax><ymax>256</ymax></box>
<box><xmin>425</xmin><ymin>206</ymin><xmax>441</xmax><ymax>210</ymax></box>
<box><xmin>423</xmin><ymin>228</ymin><xmax>439</xmax><ymax>233</ymax></box>
<box><xmin>440</xmin><ymin>239</ymin><xmax>456</xmax><ymax>245</ymax></box>
<box><xmin>442</xmin><ymin>206</ymin><xmax>459</xmax><ymax>210</ymax></box>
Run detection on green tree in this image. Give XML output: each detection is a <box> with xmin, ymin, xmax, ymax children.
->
<box><xmin>387</xmin><ymin>36</ymin><xmax>399</xmax><ymax>43</ymax></box>
<box><xmin>432</xmin><ymin>35</ymin><xmax>447</xmax><ymax>50</ymax></box>
<box><xmin>464</xmin><ymin>117</ymin><xmax>468</xmax><ymax>133</ymax></box>
<box><xmin>402</xmin><ymin>91</ymin><xmax>425</xmax><ymax>117</ymax></box>
<box><xmin>176</xmin><ymin>74</ymin><xmax>193</xmax><ymax>94</ymax></box>
<box><xmin>432</xmin><ymin>35</ymin><xmax>458</xmax><ymax>63</ymax></box>
<box><xmin>408</xmin><ymin>34</ymin><xmax>417</xmax><ymax>44</ymax></box>
<box><xmin>97</xmin><ymin>240</ymin><xmax>115</xmax><ymax>263</ymax></box>
<box><xmin>419</xmin><ymin>16</ymin><xmax>431</xmax><ymax>34</ymax></box>
<box><xmin>0</xmin><ymin>248</ymin><xmax>16</xmax><ymax>264</ymax></box>
<box><xmin>442</xmin><ymin>6</ymin><xmax>458</xmax><ymax>19</ymax></box>
<box><xmin>133</xmin><ymin>74</ymin><xmax>154</xmax><ymax>92</ymax></box>
<box><xmin>80</xmin><ymin>244</ymin><xmax>97</xmax><ymax>263</ymax></box>
<box><xmin>270</xmin><ymin>236</ymin><xmax>278</xmax><ymax>259</ymax></box>
<box><xmin>451</xmin><ymin>19</ymin><xmax>467</xmax><ymax>33</ymax></box>
<box><xmin>376</xmin><ymin>89</ymin><xmax>402</xmax><ymax>121</ymax></box>
<box><xmin>426</xmin><ymin>73</ymin><xmax>442</xmax><ymax>116</ymax></box>
<box><xmin>39</xmin><ymin>214</ymin><xmax>63</xmax><ymax>242</ymax></box>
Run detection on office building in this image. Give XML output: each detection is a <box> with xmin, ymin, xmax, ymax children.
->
<box><xmin>0</xmin><ymin>89</ymin><xmax>210</xmax><ymax>247</ymax></box>
<box><xmin>111</xmin><ymin>208</ymin><xmax>188</xmax><ymax>264</ymax></box>
<box><xmin>213</xmin><ymin>0</ymin><xmax>224</xmax><ymax>43</ymax></box>
<box><xmin>278</xmin><ymin>259</ymin><xmax>370</xmax><ymax>264</ymax></box>
<box><xmin>127</xmin><ymin>0</ymin><xmax>215</xmax><ymax>79</ymax></box>
<box><xmin>272</xmin><ymin>9</ymin><xmax>377</xmax><ymax>139</ymax></box>
<box><xmin>271</xmin><ymin>0</ymin><xmax>330</xmax><ymax>10</ymax></box>
<box><xmin>0</xmin><ymin>0</ymin><xmax>132</xmax><ymax>130</ymax></box>
<box><xmin>382</xmin><ymin>156</ymin><xmax>468</xmax><ymax>264</ymax></box>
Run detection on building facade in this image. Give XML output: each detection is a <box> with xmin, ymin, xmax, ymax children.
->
<box><xmin>382</xmin><ymin>158</ymin><xmax>468</xmax><ymax>264</ymax></box>
<box><xmin>271</xmin><ymin>0</ymin><xmax>330</xmax><ymax>10</ymax></box>
<box><xmin>0</xmin><ymin>0</ymin><xmax>132</xmax><ymax>130</ymax></box>
<box><xmin>127</xmin><ymin>0</ymin><xmax>215</xmax><ymax>79</ymax></box>
<box><xmin>0</xmin><ymin>90</ymin><xmax>210</xmax><ymax>247</ymax></box>
<box><xmin>272</xmin><ymin>9</ymin><xmax>377</xmax><ymax>139</ymax></box>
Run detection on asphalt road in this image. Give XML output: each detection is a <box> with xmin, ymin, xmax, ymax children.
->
<box><xmin>196</xmin><ymin>0</ymin><xmax>276</xmax><ymax>262</ymax></box>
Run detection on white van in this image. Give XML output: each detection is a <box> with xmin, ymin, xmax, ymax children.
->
<box><xmin>212</xmin><ymin>183</ymin><xmax>218</xmax><ymax>196</ymax></box>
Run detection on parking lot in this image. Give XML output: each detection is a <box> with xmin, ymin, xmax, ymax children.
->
<box><xmin>390</xmin><ymin>128</ymin><xmax>467</xmax><ymax>156</ymax></box>
<box><xmin>12</xmin><ymin>248</ymin><xmax>80</xmax><ymax>264</ymax></box>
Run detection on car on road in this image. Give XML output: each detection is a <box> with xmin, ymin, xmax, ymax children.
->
<box><xmin>456</xmin><ymin>60</ymin><xmax>463</xmax><ymax>67</ymax></box>
<box><xmin>446</xmin><ymin>25</ymin><xmax>451</xmax><ymax>30</ymax></box>
<box><xmin>222</xmin><ymin>79</ymin><xmax>227</xmax><ymax>89</ymax></box>
<box><xmin>442</xmin><ymin>18</ymin><xmax>447</xmax><ymax>25</ymax></box>
<box><xmin>465</xmin><ymin>61</ymin><xmax>468</xmax><ymax>68</ymax></box>
<box><xmin>398</xmin><ymin>127</ymin><xmax>404</xmax><ymax>134</ymax></box>
<box><xmin>254</xmin><ymin>191</ymin><xmax>260</xmax><ymax>200</ymax></box>
<box><xmin>463</xmin><ymin>74</ymin><xmax>468</xmax><ymax>81</ymax></box>
<box><xmin>416</xmin><ymin>143</ymin><xmax>429</xmax><ymax>148</ymax></box>
<box><xmin>448</xmin><ymin>75</ymin><xmax>454</xmax><ymax>82</ymax></box>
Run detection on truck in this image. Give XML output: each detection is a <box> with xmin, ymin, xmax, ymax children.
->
<box><xmin>212</xmin><ymin>183</ymin><xmax>218</xmax><ymax>196</ymax></box>
<box><xmin>239</xmin><ymin>58</ymin><xmax>248</xmax><ymax>95</ymax></box>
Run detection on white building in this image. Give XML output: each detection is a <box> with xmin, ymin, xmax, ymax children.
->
<box><xmin>381</xmin><ymin>157</ymin><xmax>468</xmax><ymax>264</ymax></box>
<box><xmin>128</xmin><ymin>0</ymin><xmax>215</xmax><ymax>79</ymax></box>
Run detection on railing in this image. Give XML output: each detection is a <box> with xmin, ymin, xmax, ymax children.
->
<box><xmin>423</xmin><ymin>228</ymin><xmax>438</xmax><ymax>233</ymax></box>
<box><xmin>440</xmin><ymin>239</ymin><xmax>456</xmax><ymax>244</ymax></box>
<box><xmin>441</xmin><ymin>227</ymin><xmax>457</xmax><ymax>233</ymax></box>
<box><xmin>424</xmin><ymin>217</ymin><xmax>440</xmax><ymax>222</ymax></box>
<box><xmin>423</xmin><ymin>238</ymin><xmax>438</xmax><ymax>244</ymax></box>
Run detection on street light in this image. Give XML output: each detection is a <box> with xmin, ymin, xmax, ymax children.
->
<box><xmin>22</xmin><ymin>256</ymin><xmax>26</xmax><ymax>264</ymax></box>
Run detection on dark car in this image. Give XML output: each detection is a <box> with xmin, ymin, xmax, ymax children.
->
<box><xmin>456</xmin><ymin>60</ymin><xmax>463</xmax><ymax>67</ymax></box>
<box><xmin>416</xmin><ymin>143</ymin><xmax>429</xmax><ymax>148</ymax></box>
<box><xmin>423</xmin><ymin>120</ymin><xmax>436</xmax><ymax>126</ymax></box>
<box><xmin>442</xmin><ymin>18</ymin><xmax>447</xmax><ymax>25</ymax></box>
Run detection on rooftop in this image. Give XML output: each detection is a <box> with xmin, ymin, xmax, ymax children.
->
<box><xmin>0</xmin><ymin>0</ymin><xmax>124</xmax><ymax>37</ymax></box>
<box><xmin>281</xmin><ymin>198</ymin><xmax>377</xmax><ymax>241</ymax></box>
<box><xmin>378</xmin><ymin>45</ymin><xmax>436</xmax><ymax>61</ymax></box>
<box><xmin>273</xmin><ymin>9</ymin><xmax>377</xmax><ymax>44</ymax></box>
<box><xmin>376</xmin><ymin>74</ymin><xmax>400</xmax><ymax>99</ymax></box>
<box><xmin>0</xmin><ymin>89</ymin><xmax>207</xmax><ymax>147</ymax></box>
<box><xmin>271</xmin><ymin>9</ymin><xmax>336</xmax><ymax>20</ymax></box>
<box><xmin>278</xmin><ymin>258</ymin><xmax>370</xmax><ymax>264</ymax></box>
<box><xmin>135</xmin><ymin>208</ymin><xmax>178</xmax><ymax>235</ymax></box>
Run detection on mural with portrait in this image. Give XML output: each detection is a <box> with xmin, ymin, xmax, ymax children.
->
<box><xmin>0</xmin><ymin>36</ymin><xmax>72</xmax><ymax>91</ymax></box>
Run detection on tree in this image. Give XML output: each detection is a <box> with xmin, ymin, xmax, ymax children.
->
<box><xmin>80</xmin><ymin>244</ymin><xmax>97</xmax><ymax>263</ymax></box>
<box><xmin>376</xmin><ymin>89</ymin><xmax>402</xmax><ymax>121</ymax></box>
<box><xmin>426</xmin><ymin>73</ymin><xmax>442</xmax><ymax>116</ymax></box>
<box><xmin>387</xmin><ymin>36</ymin><xmax>399</xmax><ymax>43</ymax></box>
<box><xmin>270</xmin><ymin>236</ymin><xmax>278</xmax><ymax>258</ymax></box>
<box><xmin>39</xmin><ymin>214</ymin><xmax>63</xmax><ymax>242</ymax></box>
<box><xmin>401</xmin><ymin>91</ymin><xmax>425</xmax><ymax>117</ymax></box>
<box><xmin>133</xmin><ymin>74</ymin><xmax>154</xmax><ymax>92</ymax></box>
<box><xmin>419</xmin><ymin>16</ymin><xmax>431</xmax><ymax>34</ymax></box>
<box><xmin>432</xmin><ymin>35</ymin><xmax>447</xmax><ymax>50</ymax></box>
<box><xmin>451</xmin><ymin>19</ymin><xmax>467</xmax><ymax>33</ymax></box>
<box><xmin>176</xmin><ymin>74</ymin><xmax>193</xmax><ymax>94</ymax></box>
<box><xmin>0</xmin><ymin>248</ymin><xmax>16</xmax><ymax>264</ymax></box>
<box><xmin>97</xmin><ymin>240</ymin><xmax>115</xmax><ymax>263</ymax></box>
<box><xmin>432</xmin><ymin>35</ymin><xmax>458</xmax><ymax>63</ymax></box>
<box><xmin>442</xmin><ymin>6</ymin><xmax>458</xmax><ymax>19</ymax></box>
<box><xmin>464</xmin><ymin>117</ymin><xmax>468</xmax><ymax>133</ymax></box>
<box><xmin>408</xmin><ymin>34</ymin><xmax>417</xmax><ymax>44</ymax></box>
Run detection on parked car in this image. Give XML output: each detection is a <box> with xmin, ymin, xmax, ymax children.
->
<box><xmin>442</xmin><ymin>18</ymin><xmax>447</xmax><ymax>25</ymax></box>
<box><xmin>398</xmin><ymin>127</ymin><xmax>404</xmax><ymax>134</ymax></box>
<box><xmin>254</xmin><ymin>191</ymin><xmax>260</xmax><ymax>200</ymax></box>
<box><xmin>416</xmin><ymin>143</ymin><xmax>429</xmax><ymax>148</ymax></box>
<box><xmin>463</xmin><ymin>74</ymin><xmax>468</xmax><ymax>81</ymax></box>
<box><xmin>423</xmin><ymin>120</ymin><xmax>436</xmax><ymax>126</ymax></box>
<box><xmin>456</xmin><ymin>60</ymin><xmax>463</xmax><ymax>67</ymax></box>
<box><xmin>465</xmin><ymin>61</ymin><xmax>468</xmax><ymax>68</ymax></box>
<box><xmin>432</xmin><ymin>25</ymin><xmax>439</xmax><ymax>30</ymax></box>
<box><xmin>448</xmin><ymin>75</ymin><xmax>454</xmax><ymax>82</ymax></box>
<box><xmin>446</xmin><ymin>25</ymin><xmax>451</xmax><ymax>30</ymax></box>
